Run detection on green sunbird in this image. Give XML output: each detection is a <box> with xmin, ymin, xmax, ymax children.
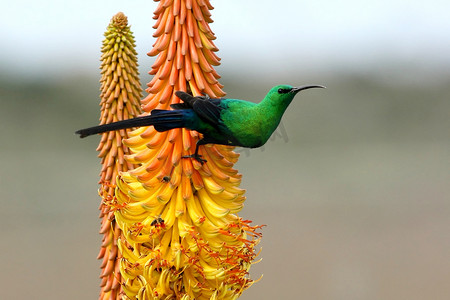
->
<box><xmin>76</xmin><ymin>84</ymin><xmax>325</xmax><ymax>163</ymax></box>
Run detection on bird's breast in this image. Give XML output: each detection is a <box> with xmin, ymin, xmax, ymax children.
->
<box><xmin>221</xmin><ymin>104</ymin><xmax>279</xmax><ymax>148</ymax></box>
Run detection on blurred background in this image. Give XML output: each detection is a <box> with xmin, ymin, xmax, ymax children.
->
<box><xmin>1</xmin><ymin>0</ymin><xmax>449</xmax><ymax>299</ymax></box>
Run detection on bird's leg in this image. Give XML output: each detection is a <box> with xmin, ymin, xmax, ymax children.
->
<box><xmin>182</xmin><ymin>140</ymin><xmax>207</xmax><ymax>164</ymax></box>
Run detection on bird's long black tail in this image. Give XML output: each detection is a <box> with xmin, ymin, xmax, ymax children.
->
<box><xmin>75</xmin><ymin>109</ymin><xmax>185</xmax><ymax>138</ymax></box>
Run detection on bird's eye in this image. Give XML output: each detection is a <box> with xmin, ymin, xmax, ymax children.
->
<box><xmin>278</xmin><ymin>88</ymin><xmax>290</xmax><ymax>94</ymax></box>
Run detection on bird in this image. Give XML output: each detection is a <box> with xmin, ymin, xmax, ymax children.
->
<box><xmin>76</xmin><ymin>84</ymin><xmax>325</xmax><ymax>163</ymax></box>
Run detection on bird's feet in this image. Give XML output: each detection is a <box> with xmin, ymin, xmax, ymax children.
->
<box><xmin>182</xmin><ymin>154</ymin><xmax>207</xmax><ymax>165</ymax></box>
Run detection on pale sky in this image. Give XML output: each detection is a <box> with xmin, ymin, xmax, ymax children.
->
<box><xmin>2</xmin><ymin>0</ymin><xmax>450</xmax><ymax>78</ymax></box>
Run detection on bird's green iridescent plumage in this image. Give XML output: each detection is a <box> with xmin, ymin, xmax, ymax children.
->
<box><xmin>219</xmin><ymin>85</ymin><xmax>298</xmax><ymax>148</ymax></box>
<box><xmin>76</xmin><ymin>84</ymin><xmax>324</xmax><ymax>163</ymax></box>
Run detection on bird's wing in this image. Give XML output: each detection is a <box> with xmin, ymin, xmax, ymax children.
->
<box><xmin>171</xmin><ymin>91</ymin><xmax>203</xmax><ymax>109</ymax></box>
<box><xmin>192</xmin><ymin>97</ymin><xmax>224</xmax><ymax>125</ymax></box>
<box><xmin>173</xmin><ymin>91</ymin><xmax>197</xmax><ymax>107</ymax></box>
<box><xmin>173</xmin><ymin>91</ymin><xmax>224</xmax><ymax>125</ymax></box>
<box><xmin>170</xmin><ymin>103</ymin><xmax>190</xmax><ymax>109</ymax></box>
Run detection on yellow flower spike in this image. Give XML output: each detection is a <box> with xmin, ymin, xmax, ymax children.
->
<box><xmin>112</xmin><ymin>1</ymin><xmax>263</xmax><ymax>299</ymax></box>
<box><xmin>122</xmin><ymin>276</ymin><xmax>144</xmax><ymax>299</ymax></box>
<box><xmin>185</xmin><ymin>194</ymin><xmax>207</xmax><ymax>225</ymax></box>
<box><xmin>175</xmin><ymin>187</ymin><xmax>187</xmax><ymax>217</ymax></box>
<box><xmin>95</xmin><ymin>12</ymin><xmax>143</xmax><ymax>300</ymax></box>
<box><xmin>197</xmin><ymin>189</ymin><xmax>230</xmax><ymax>219</ymax></box>
<box><xmin>202</xmin><ymin>176</ymin><xmax>225</xmax><ymax>194</ymax></box>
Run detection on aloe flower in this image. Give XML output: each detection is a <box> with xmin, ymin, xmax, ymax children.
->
<box><xmin>108</xmin><ymin>1</ymin><xmax>263</xmax><ymax>299</ymax></box>
<box><xmin>96</xmin><ymin>12</ymin><xmax>142</xmax><ymax>300</ymax></box>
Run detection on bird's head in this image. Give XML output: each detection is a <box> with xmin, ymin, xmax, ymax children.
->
<box><xmin>261</xmin><ymin>84</ymin><xmax>325</xmax><ymax>113</ymax></box>
<box><xmin>268</xmin><ymin>84</ymin><xmax>325</xmax><ymax>105</ymax></box>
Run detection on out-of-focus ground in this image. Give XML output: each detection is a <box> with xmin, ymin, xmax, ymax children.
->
<box><xmin>0</xmin><ymin>70</ymin><xmax>449</xmax><ymax>299</ymax></box>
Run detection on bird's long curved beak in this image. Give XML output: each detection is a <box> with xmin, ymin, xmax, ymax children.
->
<box><xmin>291</xmin><ymin>85</ymin><xmax>326</xmax><ymax>94</ymax></box>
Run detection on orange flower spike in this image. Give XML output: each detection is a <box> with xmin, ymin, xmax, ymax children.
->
<box><xmin>96</xmin><ymin>12</ymin><xmax>143</xmax><ymax>300</ymax></box>
<box><xmin>113</xmin><ymin>2</ymin><xmax>262</xmax><ymax>299</ymax></box>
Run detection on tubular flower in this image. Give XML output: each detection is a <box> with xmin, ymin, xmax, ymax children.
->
<box><xmin>109</xmin><ymin>1</ymin><xmax>263</xmax><ymax>299</ymax></box>
<box><xmin>96</xmin><ymin>12</ymin><xmax>143</xmax><ymax>300</ymax></box>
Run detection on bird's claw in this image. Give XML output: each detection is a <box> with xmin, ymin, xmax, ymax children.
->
<box><xmin>182</xmin><ymin>154</ymin><xmax>207</xmax><ymax>165</ymax></box>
